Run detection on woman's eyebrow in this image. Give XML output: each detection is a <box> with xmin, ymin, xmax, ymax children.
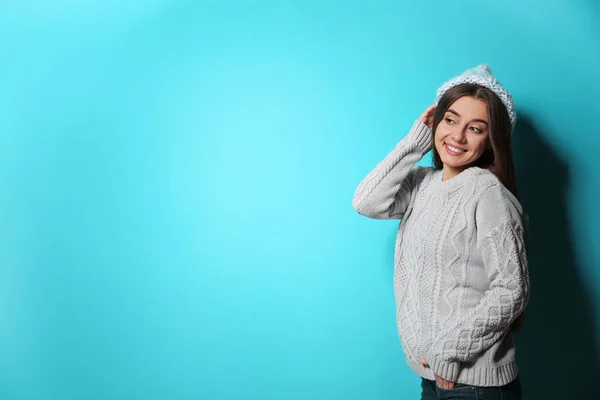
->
<box><xmin>447</xmin><ymin>109</ymin><xmax>461</xmax><ymax>117</ymax></box>
<box><xmin>472</xmin><ymin>118</ymin><xmax>489</xmax><ymax>125</ymax></box>
<box><xmin>447</xmin><ymin>109</ymin><xmax>488</xmax><ymax>125</ymax></box>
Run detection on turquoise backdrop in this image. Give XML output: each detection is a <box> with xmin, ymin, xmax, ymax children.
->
<box><xmin>1</xmin><ymin>1</ymin><xmax>599</xmax><ymax>399</ymax></box>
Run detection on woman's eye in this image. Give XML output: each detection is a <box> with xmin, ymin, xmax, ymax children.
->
<box><xmin>470</xmin><ymin>126</ymin><xmax>482</xmax><ymax>133</ymax></box>
<box><xmin>445</xmin><ymin>118</ymin><xmax>454</xmax><ymax>124</ymax></box>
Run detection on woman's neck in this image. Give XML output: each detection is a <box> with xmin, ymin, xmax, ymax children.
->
<box><xmin>442</xmin><ymin>165</ymin><xmax>467</xmax><ymax>181</ymax></box>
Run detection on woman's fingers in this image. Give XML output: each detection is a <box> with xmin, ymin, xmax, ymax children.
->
<box><xmin>426</xmin><ymin>104</ymin><xmax>436</xmax><ymax>118</ymax></box>
<box><xmin>434</xmin><ymin>374</ymin><xmax>455</xmax><ymax>389</ymax></box>
<box><xmin>419</xmin><ymin>104</ymin><xmax>437</xmax><ymax>130</ymax></box>
<box><xmin>435</xmin><ymin>376</ymin><xmax>444</xmax><ymax>388</ymax></box>
<box><xmin>421</xmin><ymin>360</ymin><xmax>455</xmax><ymax>389</ymax></box>
<box><xmin>419</xmin><ymin>105</ymin><xmax>435</xmax><ymax>119</ymax></box>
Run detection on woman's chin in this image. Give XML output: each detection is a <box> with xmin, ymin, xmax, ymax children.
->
<box><xmin>441</xmin><ymin>158</ymin><xmax>467</xmax><ymax>168</ymax></box>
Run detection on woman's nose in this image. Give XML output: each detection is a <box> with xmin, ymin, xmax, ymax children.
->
<box><xmin>452</xmin><ymin>129</ymin><xmax>467</xmax><ymax>143</ymax></box>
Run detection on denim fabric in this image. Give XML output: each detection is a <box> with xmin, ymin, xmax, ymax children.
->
<box><xmin>420</xmin><ymin>375</ymin><xmax>522</xmax><ymax>399</ymax></box>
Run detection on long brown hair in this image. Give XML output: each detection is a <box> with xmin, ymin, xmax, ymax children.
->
<box><xmin>432</xmin><ymin>83</ymin><xmax>526</xmax><ymax>332</ymax></box>
<box><xmin>432</xmin><ymin>83</ymin><xmax>519</xmax><ymax>200</ymax></box>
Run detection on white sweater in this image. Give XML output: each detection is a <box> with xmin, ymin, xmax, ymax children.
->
<box><xmin>352</xmin><ymin>120</ymin><xmax>530</xmax><ymax>386</ymax></box>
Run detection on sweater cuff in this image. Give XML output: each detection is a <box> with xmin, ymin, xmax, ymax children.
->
<box><xmin>428</xmin><ymin>353</ymin><xmax>461</xmax><ymax>382</ymax></box>
<box><xmin>404</xmin><ymin>120</ymin><xmax>433</xmax><ymax>154</ymax></box>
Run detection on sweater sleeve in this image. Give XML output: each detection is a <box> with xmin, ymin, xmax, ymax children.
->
<box><xmin>426</xmin><ymin>212</ymin><xmax>530</xmax><ymax>382</ymax></box>
<box><xmin>352</xmin><ymin>120</ymin><xmax>433</xmax><ymax>220</ymax></box>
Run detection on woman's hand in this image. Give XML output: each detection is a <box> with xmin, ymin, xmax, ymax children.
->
<box><xmin>419</xmin><ymin>104</ymin><xmax>437</xmax><ymax>131</ymax></box>
<box><xmin>420</xmin><ymin>359</ymin><xmax>455</xmax><ymax>389</ymax></box>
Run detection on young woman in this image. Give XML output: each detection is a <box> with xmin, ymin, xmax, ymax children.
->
<box><xmin>352</xmin><ymin>65</ymin><xmax>529</xmax><ymax>399</ymax></box>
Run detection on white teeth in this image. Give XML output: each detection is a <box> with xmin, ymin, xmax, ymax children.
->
<box><xmin>447</xmin><ymin>144</ymin><xmax>466</xmax><ymax>153</ymax></box>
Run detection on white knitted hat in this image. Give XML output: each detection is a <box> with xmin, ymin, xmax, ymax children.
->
<box><xmin>434</xmin><ymin>64</ymin><xmax>516</xmax><ymax>128</ymax></box>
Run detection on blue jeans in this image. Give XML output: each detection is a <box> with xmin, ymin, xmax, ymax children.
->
<box><xmin>420</xmin><ymin>375</ymin><xmax>522</xmax><ymax>399</ymax></box>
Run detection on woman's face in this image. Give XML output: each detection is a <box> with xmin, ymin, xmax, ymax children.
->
<box><xmin>434</xmin><ymin>96</ymin><xmax>491</xmax><ymax>178</ymax></box>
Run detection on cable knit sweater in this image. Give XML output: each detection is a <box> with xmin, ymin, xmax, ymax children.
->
<box><xmin>352</xmin><ymin>120</ymin><xmax>530</xmax><ymax>387</ymax></box>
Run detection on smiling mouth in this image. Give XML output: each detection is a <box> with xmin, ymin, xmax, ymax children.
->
<box><xmin>444</xmin><ymin>143</ymin><xmax>467</xmax><ymax>156</ymax></box>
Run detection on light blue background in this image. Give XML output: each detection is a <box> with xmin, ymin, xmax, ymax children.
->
<box><xmin>1</xmin><ymin>1</ymin><xmax>599</xmax><ymax>399</ymax></box>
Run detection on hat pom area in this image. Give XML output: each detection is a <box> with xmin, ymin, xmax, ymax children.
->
<box><xmin>433</xmin><ymin>64</ymin><xmax>516</xmax><ymax>128</ymax></box>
